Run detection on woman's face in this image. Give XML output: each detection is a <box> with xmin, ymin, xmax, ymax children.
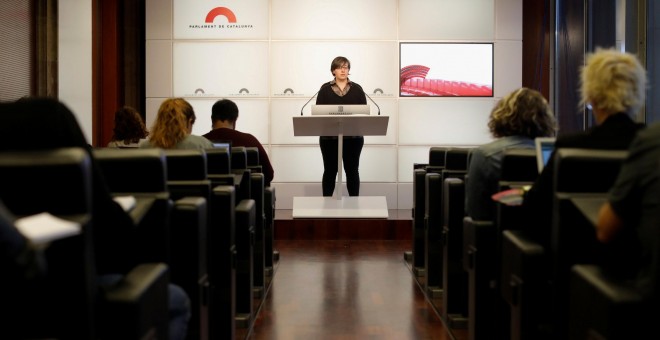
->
<box><xmin>333</xmin><ymin>63</ymin><xmax>350</xmax><ymax>81</ymax></box>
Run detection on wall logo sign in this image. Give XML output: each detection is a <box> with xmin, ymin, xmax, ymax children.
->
<box><xmin>188</xmin><ymin>6</ymin><xmax>253</xmax><ymax>29</ymax></box>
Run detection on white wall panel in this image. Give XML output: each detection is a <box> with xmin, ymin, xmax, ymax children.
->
<box><xmin>145</xmin><ymin>98</ymin><xmax>165</xmax><ymax>129</ymax></box>
<box><xmin>271</xmin><ymin>0</ymin><xmax>397</xmax><ymax>40</ymax></box>
<box><xmin>173</xmin><ymin>42</ymin><xmax>269</xmax><ymax>98</ymax></box>
<box><xmin>59</xmin><ymin>0</ymin><xmax>92</xmax><ymax>143</ymax></box>
<box><xmin>399</xmin><ymin>0</ymin><xmax>495</xmax><ymax>40</ymax></box>
<box><xmin>272</xmin><ymin>99</ymin><xmax>318</xmax><ymax>145</ymax></box>
<box><xmin>271</xmin><ymin>41</ymin><xmax>399</xmax><ymax>98</ymax></box>
<box><xmin>271</xmin><ymin>146</ymin><xmax>325</xmax><ymax>182</ymax></box>
<box><xmin>397</xmin><ymin>183</ymin><xmax>413</xmax><ymax>209</ymax></box>
<box><xmin>146</xmin><ymin>0</ymin><xmax>522</xmax><ymax>209</ymax></box>
<box><xmin>360</xmin><ymin>146</ymin><xmax>397</xmax><ymax>182</ymax></box>
<box><xmin>173</xmin><ymin>0</ymin><xmax>269</xmax><ymax>39</ymax></box>
<box><xmin>146</xmin><ymin>41</ymin><xmax>173</xmax><ymax>98</ymax></box>
<box><xmin>397</xmin><ymin>146</ymin><xmax>432</xmax><ymax>182</ymax></box>
<box><xmin>146</xmin><ymin>0</ymin><xmax>172</xmax><ymax>39</ymax></box>
<box><xmin>494</xmin><ymin>41</ymin><xmax>523</xmax><ymax>98</ymax></box>
<box><xmin>271</xmin><ymin>145</ymin><xmax>397</xmax><ymax>183</ymax></box>
<box><xmin>398</xmin><ymin>99</ymin><xmax>494</xmax><ymax>145</ymax></box>
<box><xmin>495</xmin><ymin>0</ymin><xmax>522</xmax><ymax>40</ymax></box>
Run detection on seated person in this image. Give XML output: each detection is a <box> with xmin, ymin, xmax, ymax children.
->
<box><xmin>140</xmin><ymin>98</ymin><xmax>213</xmax><ymax>150</ymax></box>
<box><xmin>0</xmin><ymin>97</ymin><xmax>190</xmax><ymax>340</ymax></box>
<box><xmin>596</xmin><ymin>122</ymin><xmax>660</xmax><ymax>336</ymax></box>
<box><xmin>596</xmin><ymin>123</ymin><xmax>660</xmax><ymax>294</ymax></box>
<box><xmin>522</xmin><ymin>48</ymin><xmax>647</xmax><ymax>245</ymax></box>
<box><xmin>203</xmin><ymin>99</ymin><xmax>274</xmax><ymax>186</ymax></box>
<box><xmin>107</xmin><ymin>106</ymin><xmax>149</xmax><ymax>148</ymax></box>
<box><xmin>466</xmin><ymin>87</ymin><xmax>556</xmax><ymax>221</ymax></box>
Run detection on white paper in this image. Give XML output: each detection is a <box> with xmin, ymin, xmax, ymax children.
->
<box><xmin>113</xmin><ymin>196</ymin><xmax>137</xmax><ymax>212</ymax></box>
<box><xmin>15</xmin><ymin>212</ymin><xmax>82</xmax><ymax>245</ymax></box>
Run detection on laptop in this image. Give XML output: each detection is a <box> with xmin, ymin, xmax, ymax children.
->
<box><xmin>311</xmin><ymin>104</ymin><xmax>370</xmax><ymax>115</ymax></box>
<box><xmin>210</xmin><ymin>139</ymin><xmax>232</xmax><ymax>151</ymax></box>
<box><xmin>535</xmin><ymin>137</ymin><xmax>556</xmax><ymax>173</ymax></box>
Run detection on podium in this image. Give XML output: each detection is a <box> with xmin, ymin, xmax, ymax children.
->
<box><xmin>292</xmin><ymin>114</ymin><xmax>390</xmax><ymax>218</ymax></box>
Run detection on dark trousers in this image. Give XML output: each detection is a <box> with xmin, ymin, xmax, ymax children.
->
<box><xmin>319</xmin><ymin>136</ymin><xmax>364</xmax><ymax>197</ymax></box>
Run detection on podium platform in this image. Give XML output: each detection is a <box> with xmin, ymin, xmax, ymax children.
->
<box><xmin>292</xmin><ymin>113</ymin><xmax>389</xmax><ymax>219</ymax></box>
<box><xmin>292</xmin><ymin>196</ymin><xmax>388</xmax><ymax>218</ymax></box>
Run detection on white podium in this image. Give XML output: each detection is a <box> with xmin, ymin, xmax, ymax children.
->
<box><xmin>292</xmin><ymin>114</ymin><xmax>390</xmax><ymax>218</ymax></box>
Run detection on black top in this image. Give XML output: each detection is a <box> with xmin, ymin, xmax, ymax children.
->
<box><xmin>522</xmin><ymin>113</ymin><xmax>644</xmax><ymax>245</ymax></box>
<box><xmin>608</xmin><ymin>122</ymin><xmax>660</xmax><ymax>299</ymax></box>
<box><xmin>315</xmin><ymin>80</ymin><xmax>367</xmax><ymax>139</ymax></box>
<box><xmin>315</xmin><ymin>80</ymin><xmax>367</xmax><ymax>106</ymax></box>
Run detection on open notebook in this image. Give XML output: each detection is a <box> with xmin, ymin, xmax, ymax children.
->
<box><xmin>535</xmin><ymin>137</ymin><xmax>556</xmax><ymax>173</ymax></box>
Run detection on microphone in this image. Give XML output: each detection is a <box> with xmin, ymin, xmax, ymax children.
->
<box><xmin>300</xmin><ymin>83</ymin><xmax>331</xmax><ymax>116</ymax></box>
<box><xmin>354</xmin><ymin>83</ymin><xmax>381</xmax><ymax>116</ymax></box>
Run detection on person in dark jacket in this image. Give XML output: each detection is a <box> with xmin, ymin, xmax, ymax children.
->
<box><xmin>522</xmin><ymin>48</ymin><xmax>646</xmax><ymax>246</ymax></box>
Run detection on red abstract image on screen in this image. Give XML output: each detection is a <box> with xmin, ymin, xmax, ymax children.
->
<box><xmin>400</xmin><ymin>43</ymin><xmax>493</xmax><ymax>97</ymax></box>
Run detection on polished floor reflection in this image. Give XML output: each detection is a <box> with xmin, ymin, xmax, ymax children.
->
<box><xmin>247</xmin><ymin>240</ymin><xmax>453</xmax><ymax>340</ymax></box>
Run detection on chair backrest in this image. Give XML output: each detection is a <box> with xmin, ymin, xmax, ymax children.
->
<box><xmin>245</xmin><ymin>147</ymin><xmax>259</xmax><ymax>167</ymax></box>
<box><xmin>445</xmin><ymin>148</ymin><xmax>471</xmax><ymax>171</ymax></box>
<box><xmin>231</xmin><ymin>146</ymin><xmax>248</xmax><ymax>170</ymax></box>
<box><xmin>553</xmin><ymin>148</ymin><xmax>628</xmax><ymax>193</ymax></box>
<box><xmin>93</xmin><ymin>148</ymin><xmax>168</xmax><ymax>194</ymax></box>
<box><xmin>205</xmin><ymin>147</ymin><xmax>231</xmax><ymax>175</ymax></box>
<box><xmin>500</xmin><ymin>148</ymin><xmax>537</xmax><ymax>182</ymax></box>
<box><xmin>0</xmin><ymin>147</ymin><xmax>96</xmax><ymax>339</ymax></box>
<box><xmin>164</xmin><ymin>149</ymin><xmax>208</xmax><ymax>181</ymax></box>
<box><xmin>0</xmin><ymin>148</ymin><xmax>92</xmax><ymax>215</ymax></box>
<box><xmin>429</xmin><ymin>147</ymin><xmax>449</xmax><ymax>167</ymax></box>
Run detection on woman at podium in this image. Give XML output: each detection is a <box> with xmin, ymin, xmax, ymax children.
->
<box><xmin>316</xmin><ymin>56</ymin><xmax>368</xmax><ymax>197</ymax></box>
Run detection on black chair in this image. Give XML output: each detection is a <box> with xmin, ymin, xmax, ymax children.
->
<box><xmin>569</xmin><ymin>264</ymin><xmax>648</xmax><ymax>340</ymax></box>
<box><xmin>234</xmin><ymin>199</ymin><xmax>256</xmax><ymax>328</ymax></box>
<box><xmin>170</xmin><ymin>196</ymin><xmax>209</xmax><ymax>340</ymax></box>
<box><xmin>0</xmin><ymin>148</ymin><xmax>169</xmax><ymax>339</ymax></box>
<box><xmin>206</xmin><ymin>147</ymin><xmax>231</xmax><ymax>175</ymax></box>
<box><xmin>409</xmin><ymin>147</ymin><xmax>448</xmax><ymax>273</ymax></box>
<box><xmin>93</xmin><ymin>148</ymin><xmax>172</xmax><ymax>266</ymax></box>
<box><xmin>208</xmin><ymin>186</ymin><xmax>237</xmax><ymax>340</ymax></box>
<box><xmin>441</xmin><ymin>177</ymin><xmax>468</xmax><ymax>328</ymax></box>
<box><xmin>500</xmin><ymin>229</ymin><xmax>547</xmax><ymax>340</ymax></box>
<box><xmin>424</xmin><ymin>172</ymin><xmax>444</xmax><ymax>296</ymax></box>
<box><xmin>464</xmin><ymin>148</ymin><xmax>536</xmax><ymax>340</ymax></box>
<box><xmin>502</xmin><ymin>148</ymin><xmax>628</xmax><ymax>340</ymax></box>
<box><xmin>264</xmin><ymin>186</ymin><xmax>276</xmax><ymax>275</ymax></box>
<box><xmin>251</xmin><ymin>173</ymin><xmax>266</xmax><ymax>298</ymax></box>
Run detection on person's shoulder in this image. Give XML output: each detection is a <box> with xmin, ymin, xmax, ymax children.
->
<box><xmin>137</xmin><ymin>139</ymin><xmax>152</xmax><ymax>148</ymax></box>
<box><xmin>189</xmin><ymin>134</ymin><xmax>213</xmax><ymax>146</ymax></box>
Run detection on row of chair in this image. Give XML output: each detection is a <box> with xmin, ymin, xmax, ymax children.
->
<box><xmin>0</xmin><ymin>145</ymin><xmax>275</xmax><ymax>340</ymax></box>
<box><xmin>409</xmin><ymin>146</ymin><xmax>645</xmax><ymax>340</ymax></box>
<box><xmin>93</xmin><ymin>145</ymin><xmax>276</xmax><ymax>339</ymax></box>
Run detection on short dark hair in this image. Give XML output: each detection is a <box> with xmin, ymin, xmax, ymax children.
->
<box><xmin>330</xmin><ymin>56</ymin><xmax>350</xmax><ymax>75</ymax></box>
<box><xmin>211</xmin><ymin>99</ymin><xmax>239</xmax><ymax>123</ymax></box>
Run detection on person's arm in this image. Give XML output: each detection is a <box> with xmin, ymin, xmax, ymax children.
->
<box><xmin>596</xmin><ymin>202</ymin><xmax>624</xmax><ymax>243</ymax></box>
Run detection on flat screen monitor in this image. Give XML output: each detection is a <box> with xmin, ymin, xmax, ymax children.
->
<box><xmin>311</xmin><ymin>104</ymin><xmax>370</xmax><ymax>115</ymax></box>
<box><xmin>400</xmin><ymin>42</ymin><xmax>493</xmax><ymax>97</ymax></box>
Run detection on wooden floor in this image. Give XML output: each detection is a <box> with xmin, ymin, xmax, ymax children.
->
<box><xmin>244</xmin><ymin>239</ymin><xmax>457</xmax><ymax>340</ymax></box>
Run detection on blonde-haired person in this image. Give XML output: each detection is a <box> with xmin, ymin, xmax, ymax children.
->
<box><xmin>139</xmin><ymin>98</ymin><xmax>213</xmax><ymax>149</ymax></box>
<box><xmin>107</xmin><ymin>106</ymin><xmax>149</xmax><ymax>148</ymax></box>
<box><xmin>522</xmin><ymin>48</ymin><xmax>646</xmax><ymax>247</ymax></box>
<box><xmin>466</xmin><ymin>87</ymin><xmax>556</xmax><ymax>221</ymax></box>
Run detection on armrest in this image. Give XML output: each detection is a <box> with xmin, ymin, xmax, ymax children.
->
<box><xmin>569</xmin><ymin>264</ymin><xmax>646</xmax><ymax>339</ymax></box>
<box><xmin>99</xmin><ymin>263</ymin><xmax>170</xmax><ymax>340</ymax></box>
